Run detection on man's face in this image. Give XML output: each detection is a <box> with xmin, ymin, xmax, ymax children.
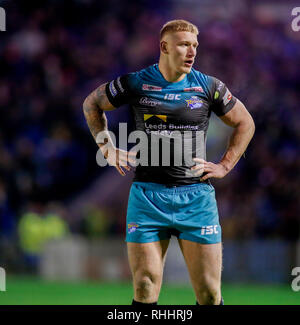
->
<box><xmin>161</xmin><ymin>31</ymin><xmax>199</xmax><ymax>74</ymax></box>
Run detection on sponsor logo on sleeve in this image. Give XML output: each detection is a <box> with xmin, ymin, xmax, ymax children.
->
<box><xmin>116</xmin><ymin>77</ymin><xmax>124</xmax><ymax>93</ymax></box>
<box><xmin>185</xmin><ymin>96</ymin><xmax>203</xmax><ymax>109</ymax></box>
<box><xmin>109</xmin><ymin>81</ymin><xmax>118</xmax><ymax>97</ymax></box>
<box><xmin>184</xmin><ymin>86</ymin><xmax>204</xmax><ymax>93</ymax></box>
<box><xmin>222</xmin><ymin>89</ymin><xmax>232</xmax><ymax>105</ymax></box>
<box><xmin>217</xmin><ymin>81</ymin><xmax>224</xmax><ymax>91</ymax></box>
<box><xmin>142</xmin><ymin>84</ymin><xmax>162</xmax><ymax>91</ymax></box>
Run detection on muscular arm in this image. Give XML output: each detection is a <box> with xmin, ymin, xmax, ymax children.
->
<box><xmin>83</xmin><ymin>83</ymin><xmax>135</xmax><ymax>175</ymax></box>
<box><xmin>192</xmin><ymin>99</ymin><xmax>255</xmax><ymax>180</ymax></box>
<box><xmin>218</xmin><ymin>98</ymin><xmax>255</xmax><ymax>173</ymax></box>
<box><xmin>82</xmin><ymin>83</ymin><xmax>115</xmax><ymax>146</ymax></box>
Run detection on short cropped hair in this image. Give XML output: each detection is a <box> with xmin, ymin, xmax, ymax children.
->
<box><xmin>160</xmin><ymin>19</ymin><xmax>199</xmax><ymax>40</ymax></box>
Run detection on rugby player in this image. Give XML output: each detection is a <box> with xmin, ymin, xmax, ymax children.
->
<box><xmin>83</xmin><ymin>20</ymin><xmax>255</xmax><ymax>305</ymax></box>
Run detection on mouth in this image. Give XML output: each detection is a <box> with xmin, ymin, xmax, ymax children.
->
<box><xmin>184</xmin><ymin>59</ymin><xmax>194</xmax><ymax>67</ymax></box>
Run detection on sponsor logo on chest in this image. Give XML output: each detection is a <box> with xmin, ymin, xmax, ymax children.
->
<box><xmin>139</xmin><ymin>97</ymin><xmax>162</xmax><ymax>107</ymax></box>
<box><xmin>184</xmin><ymin>86</ymin><xmax>204</xmax><ymax>93</ymax></box>
<box><xmin>142</xmin><ymin>84</ymin><xmax>162</xmax><ymax>91</ymax></box>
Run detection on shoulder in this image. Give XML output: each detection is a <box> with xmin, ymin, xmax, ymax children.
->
<box><xmin>189</xmin><ymin>69</ymin><xmax>232</xmax><ymax>94</ymax></box>
<box><xmin>124</xmin><ymin>64</ymin><xmax>158</xmax><ymax>90</ymax></box>
<box><xmin>189</xmin><ymin>69</ymin><xmax>220</xmax><ymax>87</ymax></box>
<box><xmin>186</xmin><ymin>68</ymin><xmax>217</xmax><ymax>96</ymax></box>
<box><xmin>189</xmin><ymin>68</ymin><xmax>210</xmax><ymax>83</ymax></box>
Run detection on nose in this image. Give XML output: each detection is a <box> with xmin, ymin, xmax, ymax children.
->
<box><xmin>187</xmin><ymin>45</ymin><xmax>196</xmax><ymax>57</ymax></box>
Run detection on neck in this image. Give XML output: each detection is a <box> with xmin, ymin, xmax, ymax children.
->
<box><xmin>158</xmin><ymin>59</ymin><xmax>186</xmax><ymax>83</ymax></box>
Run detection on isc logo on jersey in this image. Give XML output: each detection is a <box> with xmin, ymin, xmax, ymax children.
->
<box><xmin>164</xmin><ymin>94</ymin><xmax>181</xmax><ymax>100</ymax></box>
<box><xmin>186</xmin><ymin>96</ymin><xmax>203</xmax><ymax>109</ymax></box>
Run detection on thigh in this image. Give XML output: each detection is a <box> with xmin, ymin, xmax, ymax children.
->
<box><xmin>178</xmin><ymin>239</ymin><xmax>222</xmax><ymax>289</ymax></box>
<box><xmin>126</xmin><ymin>183</ymin><xmax>173</xmax><ymax>243</ymax></box>
<box><xmin>174</xmin><ymin>184</ymin><xmax>221</xmax><ymax>245</ymax></box>
<box><xmin>127</xmin><ymin>239</ymin><xmax>170</xmax><ymax>279</ymax></box>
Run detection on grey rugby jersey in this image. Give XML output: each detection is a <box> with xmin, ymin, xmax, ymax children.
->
<box><xmin>105</xmin><ymin>64</ymin><xmax>237</xmax><ymax>186</ymax></box>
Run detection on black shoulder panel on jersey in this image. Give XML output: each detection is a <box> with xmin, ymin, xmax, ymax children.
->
<box><xmin>210</xmin><ymin>77</ymin><xmax>237</xmax><ymax>116</ymax></box>
<box><xmin>105</xmin><ymin>74</ymin><xmax>132</xmax><ymax>108</ymax></box>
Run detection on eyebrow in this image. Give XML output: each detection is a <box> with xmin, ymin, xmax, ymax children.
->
<box><xmin>178</xmin><ymin>40</ymin><xmax>199</xmax><ymax>46</ymax></box>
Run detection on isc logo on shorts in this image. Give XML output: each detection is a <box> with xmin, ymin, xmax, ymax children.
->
<box><xmin>200</xmin><ymin>225</ymin><xmax>219</xmax><ymax>235</ymax></box>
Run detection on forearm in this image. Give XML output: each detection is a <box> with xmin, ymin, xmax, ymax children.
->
<box><xmin>219</xmin><ymin>119</ymin><xmax>255</xmax><ymax>173</ymax></box>
<box><xmin>83</xmin><ymin>99</ymin><xmax>107</xmax><ymax>142</ymax></box>
<box><xmin>82</xmin><ymin>84</ymin><xmax>114</xmax><ymax>150</ymax></box>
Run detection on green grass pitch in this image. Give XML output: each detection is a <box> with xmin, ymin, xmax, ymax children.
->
<box><xmin>0</xmin><ymin>277</ymin><xmax>298</xmax><ymax>305</ymax></box>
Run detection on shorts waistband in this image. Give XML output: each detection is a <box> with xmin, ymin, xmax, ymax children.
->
<box><xmin>132</xmin><ymin>181</ymin><xmax>212</xmax><ymax>193</ymax></box>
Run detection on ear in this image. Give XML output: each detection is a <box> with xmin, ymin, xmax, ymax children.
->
<box><xmin>160</xmin><ymin>41</ymin><xmax>168</xmax><ymax>54</ymax></box>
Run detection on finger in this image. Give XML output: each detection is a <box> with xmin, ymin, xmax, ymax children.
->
<box><xmin>190</xmin><ymin>163</ymin><xmax>204</xmax><ymax>176</ymax></box>
<box><xmin>123</xmin><ymin>165</ymin><xmax>131</xmax><ymax>171</ymax></box>
<box><xmin>203</xmin><ymin>166</ymin><xmax>214</xmax><ymax>173</ymax></box>
<box><xmin>115</xmin><ymin>165</ymin><xmax>126</xmax><ymax>176</ymax></box>
<box><xmin>119</xmin><ymin>150</ymin><xmax>136</xmax><ymax>158</ymax></box>
<box><xmin>108</xmin><ymin>159</ymin><xmax>118</xmax><ymax>167</ymax></box>
<box><xmin>119</xmin><ymin>156</ymin><xmax>134</xmax><ymax>168</ymax></box>
<box><xmin>191</xmin><ymin>163</ymin><xmax>205</xmax><ymax>171</ymax></box>
<box><xmin>192</xmin><ymin>169</ymin><xmax>205</xmax><ymax>177</ymax></box>
<box><xmin>118</xmin><ymin>159</ymin><xmax>130</xmax><ymax>167</ymax></box>
<box><xmin>193</xmin><ymin>158</ymin><xmax>206</xmax><ymax>164</ymax></box>
<box><xmin>118</xmin><ymin>159</ymin><xmax>131</xmax><ymax>169</ymax></box>
<box><xmin>204</xmin><ymin>161</ymin><xmax>215</xmax><ymax>168</ymax></box>
<box><xmin>200</xmin><ymin>172</ymin><xmax>214</xmax><ymax>181</ymax></box>
<box><xmin>120</xmin><ymin>152</ymin><xmax>136</xmax><ymax>166</ymax></box>
<box><xmin>128</xmin><ymin>151</ymin><xmax>138</xmax><ymax>166</ymax></box>
<box><xmin>127</xmin><ymin>150</ymin><xmax>137</xmax><ymax>157</ymax></box>
<box><xmin>127</xmin><ymin>158</ymin><xmax>137</xmax><ymax>166</ymax></box>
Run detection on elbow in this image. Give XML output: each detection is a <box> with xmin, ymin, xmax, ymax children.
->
<box><xmin>83</xmin><ymin>96</ymin><xmax>90</xmax><ymax>112</ymax></box>
<box><xmin>83</xmin><ymin>95</ymin><xmax>98</xmax><ymax>115</ymax></box>
<box><xmin>249</xmin><ymin>115</ymin><xmax>255</xmax><ymax>137</ymax></box>
<box><xmin>241</xmin><ymin>116</ymin><xmax>255</xmax><ymax>143</ymax></box>
<box><xmin>237</xmin><ymin>115</ymin><xmax>255</xmax><ymax>138</ymax></box>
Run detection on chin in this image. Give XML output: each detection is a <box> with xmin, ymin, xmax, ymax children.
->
<box><xmin>181</xmin><ymin>66</ymin><xmax>192</xmax><ymax>74</ymax></box>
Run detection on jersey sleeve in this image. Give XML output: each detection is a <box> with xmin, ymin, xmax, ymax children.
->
<box><xmin>105</xmin><ymin>73</ymin><xmax>136</xmax><ymax>108</ymax></box>
<box><xmin>209</xmin><ymin>77</ymin><xmax>237</xmax><ymax>116</ymax></box>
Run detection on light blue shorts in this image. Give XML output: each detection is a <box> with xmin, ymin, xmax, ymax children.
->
<box><xmin>126</xmin><ymin>182</ymin><xmax>221</xmax><ymax>244</ymax></box>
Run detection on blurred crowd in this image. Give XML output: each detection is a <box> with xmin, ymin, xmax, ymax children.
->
<box><xmin>0</xmin><ymin>0</ymin><xmax>299</xmax><ymax>254</ymax></box>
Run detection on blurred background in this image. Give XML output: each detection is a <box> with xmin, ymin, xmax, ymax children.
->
<box><xmin>0</xmin><ymin>0</ymin><xmax>299</xmax><ymax>304</ymax></box>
